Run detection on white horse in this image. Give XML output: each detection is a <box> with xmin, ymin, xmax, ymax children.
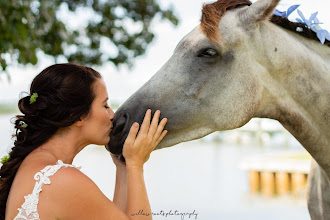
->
<box><xmin>107</xmin><ymin>0</ymin><xmax>330</xmax><ymax>218</ymax></box>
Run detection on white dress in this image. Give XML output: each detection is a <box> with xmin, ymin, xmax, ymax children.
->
<box><xmin>13</xmin><ymin>160</ymin><xmax>81</xmax><ymax>220</ymax></box>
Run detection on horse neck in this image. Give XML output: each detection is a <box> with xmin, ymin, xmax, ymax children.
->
<box><xmin>254</xmin><ymin>22</ymin><xmax>330</xmax><ymax>174</ymax></box>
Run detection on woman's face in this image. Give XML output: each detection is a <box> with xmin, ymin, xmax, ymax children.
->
<box><xmin>81</xmin><ymin>78</ymin><xmax>115</xmax><ymax>145</ymax></box>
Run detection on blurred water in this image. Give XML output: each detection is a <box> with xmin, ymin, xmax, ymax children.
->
<box><xmin>0</xmin><ymin>114</ymin><xmax>310</xmax><ymax>220</ymax></box>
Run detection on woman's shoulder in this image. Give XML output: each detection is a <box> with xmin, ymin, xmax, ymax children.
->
<box><xmin>6</xmin><ymin>157</ymin><xmax>86</xmax><ymax>218</ymax></box>
<box><xmin>15</xmin><ymin>155</ymin><xmax>96</xmax><ymax>202</ymax></box>
<box><xmin>38</xmin><ymin>161</ymin><xmax>127</xmax><ymax>219</ymax></box>
<box><xmin>20</xmin><ymin>156</ymin><xmax>95</xmax><ymax>195</ymax></box>
<box><xmin>47</xmin><ymin>161</ymin><xmax>93</xmax><ymax>189</ymax></box>
<box><xmin>31</xmin><ymin>159</ymin><xmax>110</xmax><ymax>218</ymax></box>
<box><xmin>11</xmin><ymin>156</ymin><xmax>128</xmax><ymax>219</ymax></box>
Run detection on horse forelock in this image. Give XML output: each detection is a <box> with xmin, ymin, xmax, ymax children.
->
<box><xmin>200</xmin><ymin>0</ymin><xmax>252</xmax><ymax>42</ymax></box>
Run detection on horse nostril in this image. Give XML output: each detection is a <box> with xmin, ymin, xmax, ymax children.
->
<box><xmin>112</xmin><ymin>113</ymin><xmax>130</xmax><ymax>135</ymax></box>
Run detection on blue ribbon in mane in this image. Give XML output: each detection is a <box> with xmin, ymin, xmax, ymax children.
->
<box><xmin>274</xmin><ymin>5</ymin><xmax>330</xmax><ymax>44</ymax></box>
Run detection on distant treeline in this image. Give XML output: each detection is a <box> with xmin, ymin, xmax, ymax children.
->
<box><xmin>0</xmin><ymin>102</ymin><xmax>121</xmax><ymax>114</ymax></box>
<box><xmin>110</xmin><ymin>103</ymin><xmax>120</xmax><ymax>110</ymax></box>
<box><xmin>0</xmin><ymin>103</ymin><xmax>18</xmax><ymax>114</ymax></box>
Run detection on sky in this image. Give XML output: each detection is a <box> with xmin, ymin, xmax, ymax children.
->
<box><xmin>0</xmin><ymin>0</ymin><xmax>329</xmax><ymax>105</ymax></box>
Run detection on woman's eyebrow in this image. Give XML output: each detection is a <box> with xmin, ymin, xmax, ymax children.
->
<box><xmin>103</xmin><ymin>97</ymin><xmax>109</xmax><ymax>102</ymax></box>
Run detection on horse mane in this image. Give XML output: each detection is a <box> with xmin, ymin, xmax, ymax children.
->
<box><xmin>200</xmin><ymin>0</ymin><xmax>330</xmax><ymax>46</ymax></box>
<box><xmin>270</xmin><ymin>15</ymin><xmax>330</xmax><ymax>47</ymax></box>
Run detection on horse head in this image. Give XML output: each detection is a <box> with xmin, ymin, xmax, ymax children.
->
<box><xmin>106</xmin><ymin>0</ymin><xmax>317</xmax><ymax>159</ymax></box>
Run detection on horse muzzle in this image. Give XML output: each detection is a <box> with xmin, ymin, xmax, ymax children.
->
<box><xmin>106</xmin><ymin>107</ymin><xmax>170</xmax><ymax>162</ymax></box>
<box><xmin>106</xmin><ymin>112</ymin><xmax>132</xmax><ymax>162</ymax></box>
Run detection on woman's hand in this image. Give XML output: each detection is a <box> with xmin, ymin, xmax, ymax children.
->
<box><xmin>123</xmin><ymin>109</ymin><xmax>167</xmax><ymax>168</ymax></box>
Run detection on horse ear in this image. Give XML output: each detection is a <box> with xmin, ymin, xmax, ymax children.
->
<box><xmin>239</xmin><ymin>0</ymin><xmax>280</xmax><ymax>28</ymax></box>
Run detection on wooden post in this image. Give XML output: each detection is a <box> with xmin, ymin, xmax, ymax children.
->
<box><xmin>275</xmin><ymin>172</ymin><xmax>290</xmax><ymax>195</ymax></box>
<box><xmin>261</xmin><ymin>171</ymin><xmax>275</xmax><ymax>196</ymax></box>
<box><xmin>249</xmin><ymin>170</ymin><xmax>260</xmax><ymax>193</ymax></box>
<box><xmin>291</xmin><ymin>172</ymin><xmax>307</xmax><ymax>192</ymax></box>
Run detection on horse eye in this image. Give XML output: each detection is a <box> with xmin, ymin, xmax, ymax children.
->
<box><xmin>198</xmin><ymin>48</ymin><xmax>219</xmax><ymax>58</ymax></box>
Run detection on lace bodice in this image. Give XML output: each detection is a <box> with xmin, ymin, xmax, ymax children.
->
<box><xmin>14</xmin><ymin>160</ymin><xmax>81</xmax><ymax>220</ymax></box>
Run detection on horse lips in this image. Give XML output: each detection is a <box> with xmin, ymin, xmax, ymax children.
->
<box><xmin>105</xmin><ymin>114</ymin><xmax>129</xmax><ymax>162</ymax></box>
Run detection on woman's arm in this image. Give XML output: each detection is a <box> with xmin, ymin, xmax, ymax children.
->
<box><xmin>126</xmin><ymin>166</ymin><xmax>150</xmax><ymax>217</ymax></box>
<box><xmin>112</xmin><ymin>154</ymin><xmax>127</xmax><ymax>212</ymax></box>
<box><xmin>123</xmin><ymin>109</ymin><xmax>167</xmax><ymax>218</ymax></box>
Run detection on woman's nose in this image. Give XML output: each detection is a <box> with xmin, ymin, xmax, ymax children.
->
<box><xmin>108</xmin><ymin>107</ymin><xmax>115</xmax><ymax>120</ymax></box>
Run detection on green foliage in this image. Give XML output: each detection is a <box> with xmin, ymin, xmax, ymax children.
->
<box><xmin>280</xmin><ymin>153</ymin><xmax>312</xmax><ymax>160</ymax></box>
<box><xmin>0</xmin><ymin>0</ymin><xmax>179</xmax><ymax>72</ymax></box>
<box><xmin>0</xmin><ymin>103</ymin><xmax>18</xmax><ymax>114</ymax></box>
<box><xmin>110</xmin><ymin>102</ymin><xmax>120</xmax><ymax>110</ymax></box>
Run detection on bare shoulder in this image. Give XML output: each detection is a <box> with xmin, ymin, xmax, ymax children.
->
<box><xmin>48</xmin><ymin>166</ymin><xmax>104</xmax><ymax>199</ymax></box>
<box><xmin>40</xmin><ymin>166</ymin><xmax>129</xmax><ymax>220</ymax></box>
<box><xmin>50</xmin><ymin>165</ymin><xmax>93</xmax><ymax>187</ymax></box>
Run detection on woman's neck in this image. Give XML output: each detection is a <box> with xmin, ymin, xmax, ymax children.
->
<box><xmin>33</xmin><ymin>126</ymin><xmax>88</xmax><ymax>164</ymax></box>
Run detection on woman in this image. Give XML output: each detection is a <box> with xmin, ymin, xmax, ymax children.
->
<box><xmin>0</xmin><ymin>63</ymin><xmax>167</xmax><ymax>219</ymax></box>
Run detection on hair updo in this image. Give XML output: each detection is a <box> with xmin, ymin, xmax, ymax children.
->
<box><xmin>0</xmin><ymin>63</ymin><xmax>101</xmax><ymax>219</ymax></box>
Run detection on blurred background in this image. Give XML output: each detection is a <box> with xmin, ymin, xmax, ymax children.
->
<box><xmin>1</xmin><ymin>0</ymin><xmax>329</xmax><ymax>219</ymax></box>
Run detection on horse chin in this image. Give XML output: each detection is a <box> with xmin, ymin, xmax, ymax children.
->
<box><xmin>156</xmin><ymin>128</ymin><xmax>214</xmax><ymax>150</ymax></box>
<box><xmin>106</xmin><ymin>131</ymin><xmax>128</xmax><ymax>162</ymax></box>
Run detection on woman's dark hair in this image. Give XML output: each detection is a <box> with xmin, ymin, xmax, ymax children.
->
<box><xmin>0</xmin><ymin>63</ymin><xmax>101</xmax><ymax>219</ymax></box>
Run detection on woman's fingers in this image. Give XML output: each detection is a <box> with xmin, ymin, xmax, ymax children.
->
<box><xmin>153</xmin><ymin>118</ymin><xmax>167</xmax><ymax>140</ymax></box>
<box><xmin>123</xmin><ymin>122</ymin><xmax>139</xmax><ymax>147</ymax></box>
<box><xmin>123</xmin><ymin>109</ymin><xmax>168</xmax><ymax>166</ymax></box>
<box><xmin>148</xmin><ymin>110</ymin><xmax>160</xmax><ymax>136</ymax></box>
<box><xmin>155</xmin><ymin>130</ymin><xmax>168</xmax><ymax>146</ymax></box>
<box><xmin>138</xmin><ymin>109</ymin><xmax>151</xmax><ymax>135</ymax></box>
